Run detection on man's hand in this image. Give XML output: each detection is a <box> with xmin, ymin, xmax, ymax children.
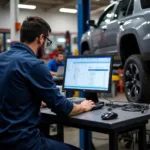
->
<box><xmin>69</xmin><ymin>100</ymin><xmax>95</xmax><ymax>116</ymax></box>
<box><xmin>41</xmin><ymin>101</ymin><xmax>47</xmax><ymax>107</ymax></box>
<box><xmin>80</xmin><ymin>100</ymin><xmax>95</xmax><ymax>112</ymax></box>
<box><xmin>50</xmin><ymin>71</ymin><xmax>57</xmax><ymax>76</ymax></box>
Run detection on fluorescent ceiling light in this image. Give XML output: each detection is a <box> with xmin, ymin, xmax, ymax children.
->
<box><xmin>6</xmin><ymin>39</ymin><xmax>11</xmax><ymax>43</ymax></box>
<box><xmin>57</xmin><ymin>38</ymin><xmax>66</xmax><ymax>43</ymax></box>
<box><xmin>18</xmin><ymin>4</ymin><xmax>36</xmax><ymax>10</ymax></box>
<box><xmin>59</xmin><ymin>8</ymin><xmax>77</xmax><ymax>14</ymax></box>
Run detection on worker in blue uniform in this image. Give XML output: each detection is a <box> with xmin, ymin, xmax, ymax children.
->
<box><xmin>47</xmin><ymin>51</ymin><xmax>65</xmax><ymax>76</ymax></box>
<box><xmin>0</xmin><ymin>16</ymin><xmax>95</xmax><ymax>150</ymax></box>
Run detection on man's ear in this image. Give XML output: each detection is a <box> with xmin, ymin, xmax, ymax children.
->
<box><xmin>37</xmin><ymin>34</ymin><xmax>44</xmax><ymax>44</ymax></box>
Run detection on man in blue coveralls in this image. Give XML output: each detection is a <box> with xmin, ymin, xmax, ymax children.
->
<box><xmin>47</xmin><ymin>51</ymin><xmax>65</xmax><ymax>76</ymax></box>
<box><xmin>0</xmin><ymin>16</ymin><xmax>95</xmax><ymax>150</ymax></box>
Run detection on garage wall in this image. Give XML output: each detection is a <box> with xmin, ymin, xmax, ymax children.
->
<box><xmin>0</xmin><ymin>6</ymin><xmax>100</xmax><ymax>33</ymax></box>
<box><xmin>0</xmin><ymin>6</ymin><xmax>10</xmax><ymax>29</ymax></box>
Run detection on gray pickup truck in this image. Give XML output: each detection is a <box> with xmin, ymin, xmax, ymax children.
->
<box><xmin>81</xmin><ymin>0</ymin><xmax>150</xmax><ymax>103</ymax></box>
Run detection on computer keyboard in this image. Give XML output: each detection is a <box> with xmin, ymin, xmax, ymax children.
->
<box><xmin>68</xmin><ymin>97</ymin><xmax>85</xmax><ymax>104</ymax></box>
<box><xmin>91</xmin><ymin>102</ymin><xmax>104</xmax><ymax>111</ymax></box>
<box><xmin>73</xmin><ymin>100</ymin><xmax>83</xmax><ymax>104</ymax></box>
<box><xmin>69</xmin><ymin>98</ymin><xmax>105</xmax><ymax>111</ymax></box>
<box><xmin>68</xmin><ymin>97</ymin><xmax>85</xmax><ymax>100</ymax></box>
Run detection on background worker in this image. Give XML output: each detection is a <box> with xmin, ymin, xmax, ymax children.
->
<box><xmin>47</xmin><ymin>50</ymin><xmax>65</xmax><ymax>76</ymax></box>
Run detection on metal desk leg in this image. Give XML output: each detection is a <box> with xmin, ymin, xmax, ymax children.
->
<box><xmin>138</xmin><ymin>124</ymin><xmax>147</xmax><ymax>150</ymax></box>
<box><xmin>109</xmin><ymin>131</ymin><xmax>118</xmax><ymax>150</ymax></box>
<box><xmin>80</xmin><ymin>129</ymin><xmax>92</xmax><ymax>150</ymax></box>
<box><xmin>57</xmin><ymin>124</ymin><xmax>64</xmax><ymax>142</ymax></box>
<box><xmin>38</xmin><ymin>121</ymin><xmax>50</xmax><ymax>138</ymax></box>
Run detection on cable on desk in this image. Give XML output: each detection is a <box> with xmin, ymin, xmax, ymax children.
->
<box><xmin>99</xmin><ymin>93</ymin><xmax>125</xmax><ymax>107</ymax></box>
<box><xmin>99</xmin><ymin>93</ymin><xmax>126</xmax><ymax>112</ymax></box>
<box><xmin>100</xmin><ymin>93</ymin><xmax>149</xmax><ymax>113</ymax></box>
<box><xmin>122</xmin><ymin>103</ymin><xmax>149</xmax><ymax>113</ymax></box>
<box><xmin>99</xmin><ymin>93</ymin><xmax>113</xmax><ymax>105</ymax></box>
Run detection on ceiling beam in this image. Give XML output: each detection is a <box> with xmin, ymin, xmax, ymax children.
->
<box><xmin>34</xmin><ymin>4</ymin><xmax>55</xmax><ymax>9</ymax></box>
<box><xmin>28</xmin><ymin>2</ymin><xmax>63</xmax><ymax>6</ymax></box>
<box><xmin>3</xmin><ymin>0</ymin><xmax>30</xmax><ymax>8</ymax></box>
<box><xmin>50</xmin><ymin>0</ymin><xmax>76</xmax><ymax>12</ymax></box>
<box><xmin>28</xmin><ymin>0</ymin><xmax>64</xmax><ymax>5</ymax></box>
<box><xmin>20</xmin><ymin>0</ymin><xmax>30</xmax><ymax>3</ymax></box>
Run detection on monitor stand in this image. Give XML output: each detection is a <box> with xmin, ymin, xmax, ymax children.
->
<box><xmin>85</xmin><ymin>92</ymin><xmax>98</xmax><ymax>103</ymax></box>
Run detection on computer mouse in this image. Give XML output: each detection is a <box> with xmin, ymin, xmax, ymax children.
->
<box><xmin>101</xmin><ymin>111</ymin><xmax>118</xmax><ymax>120</ymax></box>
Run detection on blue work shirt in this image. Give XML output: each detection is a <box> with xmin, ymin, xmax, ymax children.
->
<box><xmin>0</xmin><ymin>42</ymin><xmax>73</xmax><ymax>148</ymax></box>
<box><xmin>47</xmin><ymin>59</ymin><xmax>64</xmax><ymax>72</ymax></box>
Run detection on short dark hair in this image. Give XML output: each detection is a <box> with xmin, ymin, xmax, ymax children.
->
<box><xmin>20</xmin><ymin>16</ymin><xmax>51</xmax><ymax>43</ymax></box>
<box><xmin>55</xmin><ymin>51</ymin><xmax>64</xmax><ymax>57</ymax></box>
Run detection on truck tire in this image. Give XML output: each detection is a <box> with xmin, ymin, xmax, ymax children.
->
<box><xmin>124</xmin><ymin>55</ymin><xmax>150</xmax><ymax>103</ymax></box>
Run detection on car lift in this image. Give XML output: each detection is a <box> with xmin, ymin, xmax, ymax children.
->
<box><xmin>77</xmin><ymin>0</ymin><xmax>94</xmax><ymax>150</ymax></box>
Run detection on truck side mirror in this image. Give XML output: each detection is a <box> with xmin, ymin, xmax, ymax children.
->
<box><xmin>87</xmin><ymin>20</ymin><xmax>96</xmax><ymax>27</ymax></box>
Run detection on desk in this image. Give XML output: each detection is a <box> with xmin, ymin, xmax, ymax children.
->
<box><xmin>41</xmin><ymin>104</ymin><xmax>150</xmax><ymax>150</ymax></box>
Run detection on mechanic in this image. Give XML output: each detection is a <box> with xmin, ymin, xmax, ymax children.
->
<box><xmin>0</xmin><ymin>16</ymin><xmax>95</xmax><ymax>150</ymax></box>
<box><xmin>47</xmin><ymin>50</ymin><xmax>65</xmax><ymax>76</ymax></box>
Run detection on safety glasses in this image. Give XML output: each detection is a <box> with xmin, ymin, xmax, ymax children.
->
<box><xmin>44</xmin><ymin>36</ymin><xmax>52</xmax><ymax>47</ymax></box>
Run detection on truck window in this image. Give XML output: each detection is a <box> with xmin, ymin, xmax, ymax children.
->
<box><xmin>114</xmin><ymin>0</ymin><xmax>133</xmax><ymax>20</ymax></box>
<box><xmin>98</xmin><ymin>5</ymin><xmax>115</xmax><ymax>27</ymax></box>
<box><xmin>126</xmin><ymin>0</ymin><xmax>134</xmax><ymax>16</ymax></box>
<box><xmin>141</xmin><ymin>0</ymin><xmax>150</xmax><ymax>9</ymax></box>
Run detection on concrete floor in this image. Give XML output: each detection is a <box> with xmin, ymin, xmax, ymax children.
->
<box><xmin>64</xmin><ymin>127</ymin><xmax>135</xmax><ymax>150</ymax></box>
<box><xmin>60</xmin><ymin>94</ymin><xmax>149</xmax><ymax>150</ymax></box>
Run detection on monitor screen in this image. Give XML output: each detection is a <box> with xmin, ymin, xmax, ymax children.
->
<box><xmin>63</xmin><ymin>56</ymin><xmax>113</xmax><ymax>92</ymax></box>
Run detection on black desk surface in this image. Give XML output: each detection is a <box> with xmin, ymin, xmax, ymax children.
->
<box><xmin>41</xmin><ymin>103</ymin><xmax>150</xmax><ymax>131</ymax></box>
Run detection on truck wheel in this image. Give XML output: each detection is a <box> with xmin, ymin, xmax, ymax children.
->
<box><xmin>124</xmin><ymin>55</ymin><xmax>150</xmax><ymax>103</ymax></box>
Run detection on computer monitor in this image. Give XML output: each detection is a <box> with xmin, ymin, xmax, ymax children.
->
<box><xmin>63</xmin><ymin>55</ymin><xmax>113</xmax><ymax>93</ymax></box>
